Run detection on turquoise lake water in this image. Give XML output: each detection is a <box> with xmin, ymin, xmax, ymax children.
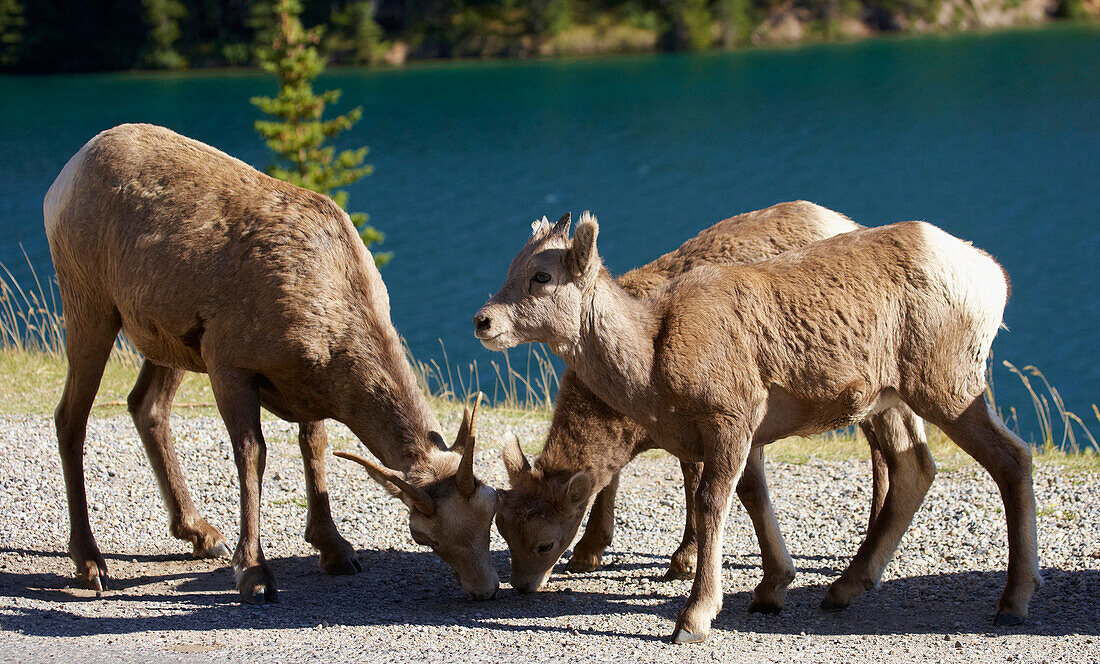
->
<box><xmin>1</xmin><ymin>25</ymin><xmax>1097</xmax><ymax>442</ymax></box>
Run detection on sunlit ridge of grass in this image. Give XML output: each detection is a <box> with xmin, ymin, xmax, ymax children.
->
<box><xmin>3</xmin><ymin>257</ymin><xmax>1097</xmax><ymax>459</ymax></box>
<box><xmin>1</xmin><ymin>256</ymin><xmax>559</xmax><ymax>419</ymax></box>
<box><xmin>407</xmin><ymin>339</ymin><xmax>560</xmax><ymax>415</ymax></box>
<box><xmin>1</xmin><ymin>251</ymin><xmax>143</xmax><ymax>365</ymax></box>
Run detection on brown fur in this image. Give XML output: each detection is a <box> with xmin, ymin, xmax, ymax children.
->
<box><xmin>477</xmin><ymin>211</ymin><xmax>1040</xmax><ymax>641</ymax></box>
<box><xmin>45</xmin><ymin>124</ymin><xmax>499</xmax><ymax>603</ymax></box>
<box><xmin>494</xmin><ymin>202</ymin><xmax>927</xmax><ymax>610</ymax></box>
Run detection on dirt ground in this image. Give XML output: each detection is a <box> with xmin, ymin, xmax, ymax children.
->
<box><xmin>1</xmin><ymin>413</ymin><xmax>1097</xmax><ymax>663</ymax></box>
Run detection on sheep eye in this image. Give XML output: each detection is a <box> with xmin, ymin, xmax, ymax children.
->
<box><xmin>532</xmin><ymin>272</ymin><xmax>552</xmax><ymax>284</ymax></box>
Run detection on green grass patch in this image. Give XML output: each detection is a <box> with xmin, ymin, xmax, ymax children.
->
<box><xmin>4</xmin><ymin>347</ymin><xmax>1098</xmax><ymax>474</ymax></box>
<box><xmin>0</xmin><ymin>348</ymin><xmax>219</xmax><ymax>417</ymax></box>
<box><xmin>3</xmin><ymin>260</ymin><xmax>1096</xmax><ymax>472</ymax></box>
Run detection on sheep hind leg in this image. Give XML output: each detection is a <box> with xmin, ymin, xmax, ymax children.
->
<box><xmin>56</xmin><ymin>308</ymin><xmax>120</xmax><ymax>594</ymax></box>
<box><xmin>128</xmin><ymin>361</ymin><xmax>229</xmax><ymax>559</ymax></box>
<box><xmin>664</xmin><ymin>460</ymin><xmax>701</xmax><ymax>580</ymax></box>
<box><xmin>822</xmin><ymin>405</ymin><xmax>935</xmax><ymax>611</ymax></box>
<box><xmin>862</xmin><ymin>422</ymin><xmax>888</xmax><ymax>531</ymax></box>
<box><xmin>932</xmin><ymin>396</ymin><xmax>1041</xmax><ymax>625</ymax></box>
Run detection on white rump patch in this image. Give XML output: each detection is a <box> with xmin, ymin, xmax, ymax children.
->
<box><xmin>43</xmin><ymin>145</ymin><xmax>88</xmax><ymax>236</ymax></box>
<box><xmin>811</xmin><ymin>206</ymin><xmax>861</xmax><ymax>237</ymax></box>
<box><xmin>917</xmin><ymin>222</ymin><xmax>1008</xmax><ymax>358</ymax></box>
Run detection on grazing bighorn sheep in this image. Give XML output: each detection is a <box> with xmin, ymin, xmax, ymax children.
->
<box><xmin>476</xmin><ymin>211</ymin><xmax>1039</xmax><ymax>642</ymax></box>
<box><xmin>44</xmin><ymin>123</ymin><xmax>499</xmax><ymax>604</ymax></box>
<box><xmin>495</xmin><ymin>202</ymin><xmax>929</xmax><ymax>616</ymax></box>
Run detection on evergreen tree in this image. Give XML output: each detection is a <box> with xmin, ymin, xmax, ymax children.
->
<box><xmin>325</xmin><ymin>0</ymin><xmax>389</xmax><ymax>65</ymax></box>
<box><xmin>247</xmin><ymin>0</ymin><xmax>280</xmax><ymax>62</ymax></box>
<box><xmin>0</xmin><ymin>0</ymin><xmax>24</xmax><ymax>67</ymax></box>
<box><xmin>251</xmin><ymin>0</ymin><xmax>389</xmax><ymax>265</ymax></box>
<box><xmin>715</xmin><ymin>0</ymin><xmax>750</xmax><ymax>48</ymax></box>
<box><xmin>666</xmin><ymin>0</ymin><xmax>713</xmax><ymax>51</ymax></box>
<box><xmin>530</xmin><ymin>0</ymin><xmax>572</xmax><ymax>37</ymax></box>
<box><xmin>142</xmin><ymin>0</ymin><xmax>188</xmax><ymax>69</ymax></box>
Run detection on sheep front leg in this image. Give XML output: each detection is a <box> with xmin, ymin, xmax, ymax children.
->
<box><xmin>737</xmin><ymin>447</ymin><xmax>795</xmax><ymax>613</ymax></box>
<box><xmin>671</xmin><ymin>422</ymin><xmax>752</xmax><ymax>644</ymax></box>
<box><xmin>209</xmin><ymin>368</ymin><xmax>278</xmax><ymax>605</ymax></box>
<box><xmin>299</xmin><ymin>421</ymin><xmax>361</xmax><ymax>575</ymax></box>
<box><xmin>568</xmin><ymin>473</ymin><xmax>620</xmax><ymax>573</ymax></box>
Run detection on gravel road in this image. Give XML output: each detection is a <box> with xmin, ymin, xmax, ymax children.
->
<box><xmin>1</xmin><ymin>412</ymin><xmax>1097</xmax><ymax>663</ymax></box>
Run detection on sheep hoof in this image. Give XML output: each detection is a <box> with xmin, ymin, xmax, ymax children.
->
<box><xmin>661</xmin><ymin>568</ymin><xmax>695</xmax><ymax>582</ymax></box>
<box><xmin>196</xmin><ymin>542</ymin><xmax>231</xmax><ymax>559</ymax></box>
<box><xmin>749</xmin><ymin>600</ymin><xmax>782</xmax><ymax>615</ymax></box>
<box><xmin>670</xmin><ymin>627</ymin><xmax>706</xmax><ymax>644</ymax></box>
<box><xmin>994</xmin><ymin>610</ymin><xmax>1025</xmax><ymax>627</ymax></box>
<box><xmin>566</xmin><ymin>555</ymin><xmax>600</xmax><ymax>573</ymax></box>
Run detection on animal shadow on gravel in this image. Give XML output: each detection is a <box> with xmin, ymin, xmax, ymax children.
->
<box><xmin>556</xmin><ymin>550</ymin><xmax>846</xmax><ymax>581</ymax></box>
<box><xmin>1</xmin><ymin>547</ymin><xmax>664</xmax><ymax>641</ymax></box>
<box><xmin>2</xmin><ymin>546</ymin><xmax>1096</xmax><ymax>641</ymax></box>
<box><xmin>709</xmin><ymin>567</ymin><xmax>1100</xmax><ymax>637</ymax></box>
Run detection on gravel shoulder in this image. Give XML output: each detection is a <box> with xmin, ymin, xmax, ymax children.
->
<box><xmin>1</xmin><ymin>411</ymin><xmax>1098</xmax><ymax>663</ymax></box>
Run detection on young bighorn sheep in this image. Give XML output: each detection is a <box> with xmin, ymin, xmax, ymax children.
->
<box><xmin>476</xmin><ymin>212</ymin><xmax>1039</xmax><ymax>642</ymax></box>
<box><xmin>495</xmin><ymin>202</ymin><xmax>929</xmax><ymax>616</ymax></box>
<box><xmin>44</xmin><ymin>123</ymin><xmax>499</xmax><ymax>604</ymax></box>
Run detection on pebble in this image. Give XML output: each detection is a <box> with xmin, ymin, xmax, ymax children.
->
<box><xmin>0</xmin><ymin>411</ymin><xmax>1097</xmax><ymax>664</ymax></box>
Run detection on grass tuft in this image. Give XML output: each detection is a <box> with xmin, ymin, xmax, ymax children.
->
<box><xmin>1</xmin><ymin>254</ymin><xmax>142</xmax><ymax>365</ymax></box>
<box><xmin>407</xmin><ymin>339</ymin><xmax>559</xmax><ymax>413</ymax></box>
<box><xmin>3</xmin><ymin>259</ymin><xmax>1096</xmax><ymax>465</ymax></box>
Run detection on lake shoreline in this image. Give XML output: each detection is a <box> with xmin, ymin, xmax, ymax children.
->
<box><xmin>4</xmin><ymin>19</ymin><xmax>1098</xmax><ymax>77</ymax></box>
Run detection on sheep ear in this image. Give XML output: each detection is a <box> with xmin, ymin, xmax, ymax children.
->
<box><xmin>569</xmin><ymin>212</ymin><xmax>600</xmax><ymax>283</ymax></box>
<box><xmin>565</xmin><ymin>471</ymin><xmax>595</xmax><ymax>508</ymax></box>
<box><xmin>502</xmin><ymin>433</ymin><xmax>532</xmax><ymax>486</ymax></box>
<box><xmin>530</xmin><ymin>216</ymin><xmax>551</xmax><ymax>238</ymax></box>
<box><xmin>550</xmin><ymin>212</ymin><xmax>571</xmax><ymax>238</ymax></box>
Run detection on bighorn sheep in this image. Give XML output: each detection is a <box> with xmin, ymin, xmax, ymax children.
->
<box><xmin>475</xmin><ymin>211</ymin><xmax>1039</xmax><ymax>642</ymax></box>
<box><xmin>495</xmin><ymin>202</ymin><xmax>929</xmax><ymax>617</ymax></box>
<box><xmin>44</xmin><ymin>123</ymin><xmax>499</xmax><ymax>604</ymax></box>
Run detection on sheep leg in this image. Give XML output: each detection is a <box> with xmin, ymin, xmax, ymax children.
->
<box><xmin>299</xmin><ymin>421</ymin><xmax>362</xmax><ymax>575</ymax></box>
<box><xmin>861</xmin><ymin>421</ymin><xmax>888</xmax><ymax>530</ymax></box>
<box><xmin>568</xmin><ymin>473</ymin><xmax>619</xmax><ymax>573</ymax></box>
<box><xmin>209</xmin><ymin>367</ymin><xmax>277</xmax><ymax>605</ymax></box>
<box><xmin>665</xmin><ymin>460</ymin><xmax>701</xmax><ymax>580</ymax></box>
<box><xmin>737</xmin><ymin>447</ymin><xmax>796</xmax><ymax>613</ymax></box>
<box><xmin>56</xmin><ymin>310</ymin><xmax>119</xmax><ymax>594</ymax></box>
<box><xmin>823</xmin><ymin>405</ymin><xmax>935</xmax><ymax>610</ymax></box>
<box><xmin>932</xmin><ymin>396</ymin><xmax>1041</xmax><ymax>625</ymax></box>
<box><xmin>128</xmin><ymin>360</ymin><xmax>229</xmax><ymax>559</ymax></box>
<box><xmin>671</xmin><ymin>420</ymin><xmax>752</xmax><ymax>644</ymax></box>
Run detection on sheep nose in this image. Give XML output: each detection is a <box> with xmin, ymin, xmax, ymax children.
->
<box><xmin>474</xmin><ymin>313</ymin><xmax>492</xmax><ymax>335</ymax></box>
<box><xmin>469</xmin><ymin>587</ymin><xmax>498</xmax><ymax>601</ymax></box>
